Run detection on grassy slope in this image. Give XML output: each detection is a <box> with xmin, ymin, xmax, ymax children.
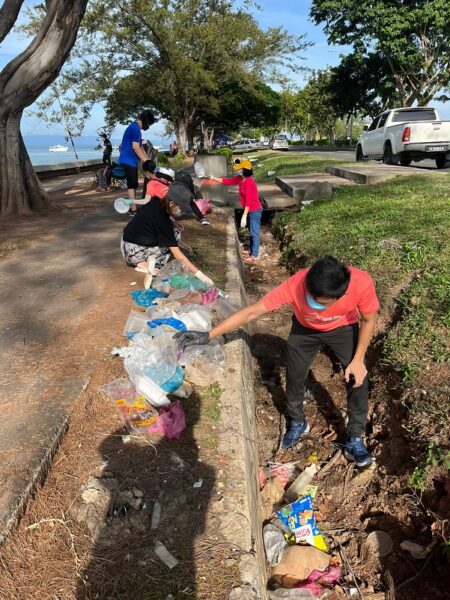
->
<box><xmin>274</xmin><ymin>174</ymin><xmax>450</xmax><ymax>447</ymax></box>
<box><xmin>241</xmin><ymin>151</ymin><xmax>347</xmax><ymax>183</ymax></box>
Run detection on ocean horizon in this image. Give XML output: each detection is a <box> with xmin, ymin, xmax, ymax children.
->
<box><xmin>24</xmin><ymin>134</ymin><xmax>172</xmax><ymax>166</ymax></box>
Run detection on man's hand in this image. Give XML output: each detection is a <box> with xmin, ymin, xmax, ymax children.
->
<box><xmin>344</xmin><ymin>360</ymin><xmax>367</xmax><ymax>387</ymax></box>
<box><xmin>173</xmin><ymin>330</ymin><xmax>210</xmax><ymax>351</ymax></box>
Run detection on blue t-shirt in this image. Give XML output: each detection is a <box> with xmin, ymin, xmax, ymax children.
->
<box><xmin>119</xmin><ymin>121</ymin><xmax>142</xmax><ymax>167</ymax></box>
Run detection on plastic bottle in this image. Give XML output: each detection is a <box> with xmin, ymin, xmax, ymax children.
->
<box><xmin>284</xmin><ymin>464</ymin><xmax>319</xmax><ymax>502</ymax></box>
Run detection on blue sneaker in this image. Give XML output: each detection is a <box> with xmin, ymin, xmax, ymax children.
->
<box><xmin>281</xmin><ymin>419</ymin><xmax>310</xmax><ymax>449</ymax></box>
<box><xmin>344</xmin><ymin>436</ymin><xmax>374</xmax><ymax>467</ymax></box>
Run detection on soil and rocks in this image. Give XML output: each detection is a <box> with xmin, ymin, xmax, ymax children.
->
<box><xmin>242</xmin><ymin>221</ymin><xmax>450</xmax><ymax>600</ymax></box>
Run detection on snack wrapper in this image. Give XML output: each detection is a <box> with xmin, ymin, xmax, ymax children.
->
<box><xmin>276</xmin><ymin>494</ymin><xmax>327</xmax><ymax>552</ymax></box>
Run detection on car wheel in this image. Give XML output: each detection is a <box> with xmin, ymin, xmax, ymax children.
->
<box><xmin>355</xmin><ymin>145</ymin><xmax>366</xmax><ymax>162</ymax></box>
<box><xmin>400</xmin><ymin>159</ymin><xmax>412</xmax><ymax>167</ymax></box>
<box><xmin>436</xmin><ymin>156</ymin><xmax>448</xmax><ymax>169</ymax></box>
<box><xmin>382</xmin><ymin>142</ymin><xmax>396</xmax><ymax>165</ymax></box>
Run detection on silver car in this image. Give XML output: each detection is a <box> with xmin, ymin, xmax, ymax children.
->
<box><xmin>230</xmin><ymin>138</ymin><xmax>259</xmax><ymax>151</ymax></box>
<box><xmin>269</xmin><ymin>134</ymin><xmax>289</xmax><ymax>150</ymax></box>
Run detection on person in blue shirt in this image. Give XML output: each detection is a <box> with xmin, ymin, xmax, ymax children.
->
<box><xmin>119</xmin><ymin>110</ymin><xmax>155</xmax><ymax>211</ymax></box>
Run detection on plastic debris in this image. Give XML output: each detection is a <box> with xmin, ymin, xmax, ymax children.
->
<box><xmin>193</xmin><ymin>479</ymin><xmax>203</xmax><ymax>488</ymax></box>
<box><xmin>101</xmin><ymin>378</ymin><xmax>160</xmax><ymax>431</ymax></box>
<box><xmin>123</xmin><ymin>310</ymin><xmax>150</xmax><ymax>339</ymax></box>
<box><xmin>285</xmin><ymin>464</ymin><xmax>319</xmax><ymax>502</ymax></box>
<box><xmin>130</xmin><ymin>289</ymin><xmax>168</xmax><ymax>307</ymax></box>
<box><xmin>147</xmin><ymin>317</ymin><xmax>187</xmax><ymax>332</ymax></box>
<box><xmin>151</xmin><ymin>501</ymin><xmax>161</xmax><ymax>529</ymax></box>
<box><xmin>276</xmin><ymin>495</ymin><xmax>327</xmax><ymax>552</ymax></box>
<box><xmin>263</xmin><ymin>523</ymin><xmax>288</xmax><ymax>567</ymax></box>
<box><xmin>153</xmin><ymin>540</ymin><xmax>178</xmax><ymax>569</ymax></box>
<box><xmin>147</xmin><ymin>400</ymin><xmax>186</xmax><ymax>439</ymax></box>
<box><xmin>271</xmin><ymin>545</ymin><xmax>330</xmax><ymax>587</ymax></box>
<box><xmin>295</xmin><ymin>566</ymin><xmax>341</xmax><ymax>596</ymax></box>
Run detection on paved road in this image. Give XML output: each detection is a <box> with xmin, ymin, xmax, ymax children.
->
<box><xmin>287</xmin><ymin>146</ymin><xmax>450</xmax><ymax>171</ymax></box>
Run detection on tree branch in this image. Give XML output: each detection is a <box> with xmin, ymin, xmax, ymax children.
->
<box><xmin>0</xmin><ymin>0</ymin><xmax>25</xmax><ymax>43</ymax></box>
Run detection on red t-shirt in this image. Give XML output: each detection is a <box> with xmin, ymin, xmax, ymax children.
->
<box><xmin>221</xmin><ymin>176</ymin><xmax>262</xmax><ymax>212</ymax></box>
<box><xmin>146</xmin><ymin>178</ymin><xmax>169</xmax><ymax>199</ymax></box>
<box><xmin>261</xmin><ymin>267</ymin><xmax>379</xmax><ymax>332</ymax></box>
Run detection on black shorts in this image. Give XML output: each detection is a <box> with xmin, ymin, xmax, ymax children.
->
<box><xmin>122</xmin><ymin>163</ymin><xmax>139</xmax><ymax>190</ymax></box>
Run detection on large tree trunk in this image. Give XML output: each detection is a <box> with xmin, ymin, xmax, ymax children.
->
<box><xmin>0</xmin><ymin>114</ymin><xmax>49</xmax><ymax>215</ymax></box>
<box><xmin>0</xmin><ymin>0</ymin><xmax>88</xmax><ymax>216</ymax></box>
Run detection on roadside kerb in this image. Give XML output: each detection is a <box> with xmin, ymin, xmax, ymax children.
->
<box><xmin>216</xmin><ymin>208</ymin><xmax>267</xmax><ymax>599</ymax></box>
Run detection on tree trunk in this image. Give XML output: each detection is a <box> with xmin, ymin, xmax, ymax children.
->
<box><xmin>0</xmin><ymin>114</ymin><xmax>51</xmax><ymax>215</ymax></box>
<box><xmin>173</xmin><ymin>119</ymin><xmax>188</xmax><ymax>151</ymax></box>
<box><xmin>0</xmin><ymin>0</ymin><xmax>88</xmax><ymax>215</ymax></box>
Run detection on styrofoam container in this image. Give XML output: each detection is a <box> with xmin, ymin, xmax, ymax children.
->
<box><xmin>134</xmin><ymin>375</ymin><xmax>170</xmax><ymax>407</ymax></box>
<box><xmin>114</xmin><ymin>198</ymin><xmax>130</xmax><ymax>213</ymax></box>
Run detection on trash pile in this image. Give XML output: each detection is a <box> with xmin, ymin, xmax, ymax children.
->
<box><xmin>103</xmin><ymin>259</ymin><xmax>236</xmax><ymax>439</ymax></box>
<box><xmin>260</xmin><ymin>460</ymin><xmax>342</xmax><ymax>599</ymax></box>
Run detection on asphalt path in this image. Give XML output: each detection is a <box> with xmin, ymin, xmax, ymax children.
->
<box><xmin>287</xmin><ymin>146</ymin><xmax>450</xmax><ymax>171</ymax></box>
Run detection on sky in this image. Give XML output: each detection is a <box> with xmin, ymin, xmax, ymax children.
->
<box><xmin>1</xmin><ymin>0</ymin><xmax>449</xmax><ymax>140</ymax></box>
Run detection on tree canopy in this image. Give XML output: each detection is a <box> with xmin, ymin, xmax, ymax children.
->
<box><xmin>36</xmin><ymin>0</ymin><xmax>308</xmax><ymax>148</ymax></box>
<box><xmin>310</xmin><ymin>0</ymin><xmax>450</xmax><ymax>107</ymax></box>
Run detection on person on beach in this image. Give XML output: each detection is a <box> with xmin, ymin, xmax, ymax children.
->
<box><xmin>174</xmin><ymin>256</ymin><xmax>379</xmax><ymax>467</ymax></box>
<box><xmin>120</xmin><ymin>187</ymin><xmax>214</xmax><ymax>289</ymax></box>
<box><xmin>102</xmin><ymin>134</ymin><xmax>113</xmax><ymax>167</ymax></box>
<box><xmin>118</xmin><ymin>110</ymin><xmax>155</xmax><ymax>212</ymax></box>
<box><xmin>211</xmin><ymin>158</ymin><xmax>262</xmax><ymax>263</ymax></box>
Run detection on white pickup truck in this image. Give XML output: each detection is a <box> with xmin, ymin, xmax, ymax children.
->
<box><xmin>356</xmin><ymin>107</ymin><xmax>450</xmax><ymax>168</ymax></box>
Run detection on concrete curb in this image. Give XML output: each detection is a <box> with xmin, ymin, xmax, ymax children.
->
<box><xmin>0</xmin><ymin>378</ymin><xmax>90</xmax><ymax>545</ymax></box>
<box><xmin>216</xmin><ymin>209</ymin><xmax>267</xmax><ymax>599</ymax></box>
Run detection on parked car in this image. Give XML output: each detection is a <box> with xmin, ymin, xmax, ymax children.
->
<box><xmin>356</xmin><ymin>107</ymin><xmax>450</xmax><ymax>168</ymax></box>
<box><xmin>230</xmin><ymin>138</ymin><xmax>259</xmax><ymax>151</ymax></box>
<box><xmin>269</xmin><ymin>134</ymin><xmax>289</xmax><ymax>151</ymax></box>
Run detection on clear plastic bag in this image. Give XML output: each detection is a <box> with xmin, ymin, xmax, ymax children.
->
<box><xmin>123</xmin><ymin>310</ymin><xmax>150</xmax><ymax>339</ymax></box>
<box><xmin>158</xmin><ymin>259</ymin><xmax>188</xmax><ymax>278</ymax></box>
<box><xmin>177</xmin><ymin>337</ymin><xmax>224</xmax><ymax>367</ymax></box>
<box><xmin>101</xmin><ymin>378</ymin><xmax>159</xmax><ymax>432</ymax></box>
<box><xmin>177</xmin><ymin>304</ymin><xmax>212</xmax><ymax>332</ymax></box>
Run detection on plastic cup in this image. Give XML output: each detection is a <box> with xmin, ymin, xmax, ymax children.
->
<box><xmin>114</xmin><ymin>198</ymin><xmax>130</xmax><ymax>214</ymax></box>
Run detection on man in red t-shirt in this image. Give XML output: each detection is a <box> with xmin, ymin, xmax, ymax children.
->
<box><xmin>175</xmin><ymin>256</ymin><xmax>379</xmax><ymax>467</ymax></box>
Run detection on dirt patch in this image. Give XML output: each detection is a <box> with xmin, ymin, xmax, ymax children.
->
<box><xmin>242</xmin><ymin>223</ymin><xmax>450</xmax><ymax>599</ymax></box>
<box><xmin>0</xmin><ymin>190</ymin><xmax>240</xmax><ymax>599</ymax></box>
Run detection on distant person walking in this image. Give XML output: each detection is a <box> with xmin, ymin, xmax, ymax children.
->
<box><xmin>119</xmin><ymin>110</ymin><xmax>155</xmax><ymax>212</ymax></box>
<box><xmin>101</xmin><ymin>134</ymin><xmax>113</xmax><ymax>167</ymax></box>
<box><xmin>212</xmin><ymin>158</ymin><xmax>262</xmax><ymax>262</ymax></box>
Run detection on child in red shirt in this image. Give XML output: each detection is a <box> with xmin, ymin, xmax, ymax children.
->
<box><xmin>213</xmin><ymin>159</ymin><xmax>262</xmax><ymax>262</ymax></box>
<box><xmin>175</xmin><ymin>256</ymin><xmax>379</xmax><ymax>467</ymax></box>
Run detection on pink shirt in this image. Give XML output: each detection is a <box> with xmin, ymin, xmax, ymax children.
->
<box><xmin>221</xmin><ymin>176</ymin><xmax>262</xmax><ymax>212</ymax></box>
<box><xmin>262</xmin><ymin>267</ymin><xmax>379</xmax><ymax>332</ymax></box>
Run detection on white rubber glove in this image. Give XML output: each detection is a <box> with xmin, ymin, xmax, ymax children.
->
<box><xmin>240</xmin><ymin>213</ymin><xmax>247</xmax><ymax>229</ymax></box>
<box><xmin>194</xmin><ymin>270</ymin><xmax>214</xmax><ymax>288</ymax></box>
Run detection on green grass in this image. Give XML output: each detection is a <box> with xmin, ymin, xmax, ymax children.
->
<box><xmin>200</xmin><ymin>384</ymin><xmax>223</xmax><ymax>422</ymax></box>
<box><xmin>239</xmin><ymin>151</ymin><xmax>347</xmax><ymax>183</ymax></box>
<box><xmin>273</xmin><ymin>174</ymin><xmax>450</xmax><ymax>386</ymax></box>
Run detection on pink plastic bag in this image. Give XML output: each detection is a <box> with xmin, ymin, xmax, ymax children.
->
<box><xmin>147</xmin><ymin>400</ymin><xmax>186</xmax><ymax>439</ymax></box>
<box><xmin>295</xmin><ymin>567</ymin><xmax>341</xmax><ymax>596</ymax></box>
<box><xmin>194</xmin><ymin>198</ymin><xmax>213</xmax><ymax>215</ymax></box>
